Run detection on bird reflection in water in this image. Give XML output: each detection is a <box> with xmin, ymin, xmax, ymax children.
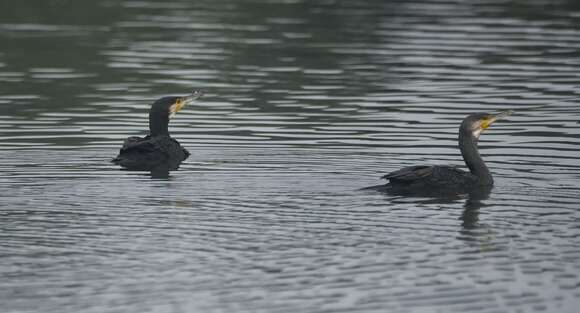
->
<box><xmin>456</xmin><ymin>187</ymin><xmax>503</xmax><ymax>255</ymax></box>
<box><xmin>459</xmin><ymin>187</ymin><xmax>491</xmax><ymax>230</ymax></box>
<box><xmin>112</xmin><ymin>91</ymin><xmax>203</xmax><ymax>178</ymax></box>
<box><xmin>376</xmin><ymin>186</ymin><xmax>494</xmax><ymax>246</ymax></box>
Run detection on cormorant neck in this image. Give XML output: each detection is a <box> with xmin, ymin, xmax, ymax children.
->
<box><xmin>458</xmin><ymin>130</ymin><xmax>493</xmax><ymax>185</ymax></box>
<box><xmin>149</xmin><ymin>107</ymin><xmax>170</xmax><ymax>137</ymax></box>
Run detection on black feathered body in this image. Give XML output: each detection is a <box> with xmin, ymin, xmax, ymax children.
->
<box><xmin>382</xmin><ymin>164</ymin><xmax>488</xmax><ymax>193</ymax></box>
<box><xmin>112</xmin><ymin>135</ymin><xmax>189</xmax><ymax>170</ymax></box>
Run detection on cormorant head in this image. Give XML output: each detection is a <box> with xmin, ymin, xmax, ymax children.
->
<box><xmin>150</xmin><ymin>91</ymin><xmax>203</xmax><ymax>120</ymax></box>
<box><xmin>149</xmin><ymin>91</ymin><xmax>203</xmax><ymax>136</ymax></box>
<box><xmin>461</xmin><ymin>110</ymin><xmax>513</xmax><ymax>139</ymax></box>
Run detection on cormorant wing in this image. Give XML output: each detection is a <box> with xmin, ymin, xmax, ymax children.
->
<box><xmin>120</xmin><ymin>136</ymin><xmax>156</xmax><ymax>153</ymax></box>
<box><xmin>382</xmin><ymin>165</ymin><xmax>469</xmax><ymax>185</ymax></box>
<box><xmin>112</xmin><ymin>137</ymin><xmax>165</xmax><ymax>168</ymax></box>
<box><xmin>381</xmin><ymin>165</ymin><xmax>434</xmax><ymax>182</ymax></box>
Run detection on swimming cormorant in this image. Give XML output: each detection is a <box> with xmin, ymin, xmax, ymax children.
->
<box><xmin>367</xmin><ymin>111</ymin><xmax>512</xmax><ymax>195</ymax></box>
<box><xmin>112</xmin><ymin>91</ymin><xmax>202</xmax><ymax>171</ymax></box>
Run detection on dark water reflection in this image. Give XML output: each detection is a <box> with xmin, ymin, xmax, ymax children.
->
<box><xmin>1</xmin><ymin>0</ymin><xmax>580</xmax><ymax>312</ymax></box>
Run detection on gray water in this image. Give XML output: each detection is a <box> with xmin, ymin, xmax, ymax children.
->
<box><xmin>1</xmin><ymin>1</ymin><xmax>580</xmax><ymax>312</ymax></box>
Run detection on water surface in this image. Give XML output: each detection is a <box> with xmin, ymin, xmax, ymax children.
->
<box><xmin>1</xmin><ymin>1</ymin><xmax>580</xmax><ymax>312</ymax></box>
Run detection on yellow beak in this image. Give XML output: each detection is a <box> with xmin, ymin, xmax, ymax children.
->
<box><xmin>481</xmin><ymin>110</ymin><xmax>513</xmax><ymax>129</ymax></box>
<box><xmin>169</xmin><ymin>91</ymin><xmax>203</xmax><ymax>118</ymax></box>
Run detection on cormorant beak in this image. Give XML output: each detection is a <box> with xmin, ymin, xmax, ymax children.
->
<box><xmin>481</xmin><ymin>110</ymin><xmax>513</xmax><ymax>130</ymax></box>
<box><xmin>169</xmin><ymin>91</ymin><xmax>203</xmax><ymax>118</ymax></box>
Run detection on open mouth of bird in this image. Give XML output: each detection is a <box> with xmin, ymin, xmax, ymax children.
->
<box><xmin>169</xmin><ymin>91</ymin><xmax>204</xmax><ymax>118</ymax></box>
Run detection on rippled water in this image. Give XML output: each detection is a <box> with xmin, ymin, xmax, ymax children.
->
<box><xmin>1</xmin><ymin>1</ymin><xmax>580</xmax><ymax>312</ymax></box>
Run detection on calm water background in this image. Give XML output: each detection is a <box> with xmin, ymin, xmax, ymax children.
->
<box><xmin>1</xmin><ymin>0</ymin><xmax>580</xmax><ymax>312</ymax></box>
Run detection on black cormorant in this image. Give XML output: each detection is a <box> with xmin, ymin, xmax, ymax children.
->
<box><xmin>112</xmin><ymin>91</ymin><xmax>202</xmax><ymax>171</ymax></box>
<box><xmin>367</xmin><ymin>111</ymin><xmax>512</xmax><ymax>195</ymax></box>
